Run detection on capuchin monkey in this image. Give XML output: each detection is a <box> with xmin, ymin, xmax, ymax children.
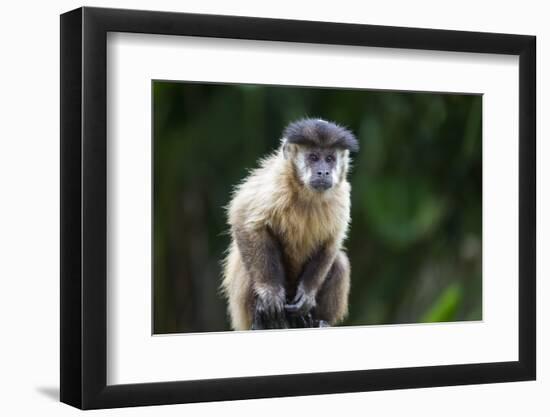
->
<box><xmin>221</xmin><ymin>118</ymin><xmax>359</xmax><ymax>330</ymax></box>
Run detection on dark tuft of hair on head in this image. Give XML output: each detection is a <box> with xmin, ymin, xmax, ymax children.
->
<box><xmin>283</xmin><ymin>118</ymin><xmax>359</xmax><ymax>153</ymax></box>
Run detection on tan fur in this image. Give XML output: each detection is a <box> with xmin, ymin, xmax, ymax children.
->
<box><xmin>221</xmin><ymin>144</ymin><xmax>352</xmax><ymax>330</ymax></box>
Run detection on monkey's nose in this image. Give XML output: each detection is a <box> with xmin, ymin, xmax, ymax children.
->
<box><xmin>317</xmin><ymin>171</ymin><xmax>330</xmax><ymax>177</ymax></box>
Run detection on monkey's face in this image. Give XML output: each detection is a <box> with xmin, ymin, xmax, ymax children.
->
<box><xmin>281</xmin><ymin>119</ymin><xmax>357</xmax><ymax>193</ymax></box>
<box><xmin>293</xmin><ymin>146</ymin><xmax>347</xmax><ymax>192</ymax></box>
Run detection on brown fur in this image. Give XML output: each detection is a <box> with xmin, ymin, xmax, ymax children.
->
<box><xmin>221</xmin><ymin>127</ymin><xmax>354</xmax><ymax>330</ymax></box>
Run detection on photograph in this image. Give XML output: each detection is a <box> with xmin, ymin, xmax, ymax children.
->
<box><xmin>57</xmin><ymin>5</ymin><xmax>537</xmax><ymax>410</ymax></box>
<box><xmin>153</xmin><ymin>81</ymin><xmax>482</xmax><ymax>334</ymax></box>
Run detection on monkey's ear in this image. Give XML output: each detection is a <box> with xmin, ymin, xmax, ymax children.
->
<box><xmin>282</xmin><ymin>139</ymin><xmax>291</xmax><ymax>159</ymax></box>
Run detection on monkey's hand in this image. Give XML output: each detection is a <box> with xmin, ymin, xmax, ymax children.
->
<box><xmin>285</xmin><ymin>283</ymin><xmax>316</xmax><ymax>317</ymax></box>
<box><xmin>252</xmin><ymin>291</ymin><xmax>288</xmax><ymax>330</ymax></box>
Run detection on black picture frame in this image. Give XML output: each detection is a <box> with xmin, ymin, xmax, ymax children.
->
<box><xmin>60</xmin><ymin>6</ymin><xmax>536</xmax><ymax>410</ymax></box>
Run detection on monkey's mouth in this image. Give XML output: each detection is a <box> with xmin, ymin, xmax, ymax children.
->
<box><xmin>309</xmin><ymin>179</ymin><xmax>333</xmax><ymax>192</ymax></box>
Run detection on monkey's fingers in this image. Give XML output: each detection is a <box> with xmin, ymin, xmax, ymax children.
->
<box><xmin>285</xmin><ymin>313</ymin><xmax>298</xmax><ymax>328</ymax></box>
<box><xmin>285</xmin><ymin>294</ymin><xmax>305</xmax><ymax>314</ymax></box>
<box><xmin>258</xmin><ymin>303</ymin><xmax>273</xmax><ymax>329</ymax></box>
<box><xmin>275</xmin><ymin>310</ymin><xmax>289</xmax><ymax>329</ymax></box>
<box><xmin>288</xmin><ymin>313</ymin><xmax>313</xmax><ymax>328</ymax></box>
<box><xmin>251</xmin><ymin>315</ymin><xmax>264</xmax><ymax>330</ymax></box>
<box><xmin>265</xmin><ymin>302</ymin><xmax>286</xmax><ymax>329</ymax></box>
<box><xmin>298</xmin><ymin>315</ymin><xmax>308</xmax><ymax>328</ymax></box>
<box><xmin>262</xmin><ymin>307</ymin><xmax>281</xmax><ymax>329</ymax></box>
<box><xmin>305</xmin><ymin>312</ymin><xmax>314</xmax><ymax>327</ymax></box>
<box><xmin>284</xmin><ymin>303</ymin><xmax>301</xmax><ymax>314</ymax></box>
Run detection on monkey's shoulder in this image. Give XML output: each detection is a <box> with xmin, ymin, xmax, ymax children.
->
<box><xmin>227</xmin><ymin>170</ymin><xmax>276</xmax><ymax>225</ymax></box>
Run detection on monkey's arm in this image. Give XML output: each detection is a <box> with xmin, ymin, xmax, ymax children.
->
<box><xmin>234</xmin><ymin>226</ymin><xmax>288</xmax><ymax>329</ymax></box>
<box><xmin>285</xmin><ymin>242</ymin><xmax>337</xmax><ymax>316</ymax></box>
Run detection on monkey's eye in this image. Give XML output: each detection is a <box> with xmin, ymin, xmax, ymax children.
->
<box><xmin>325</xmin><ymin>155</ymin><xmax>335</xmax><ymax>163</ymax></box>
<box><xmin>308</xmin><ymin>153</ymin><xmax>319</xmax><ymax>162</ymax></box>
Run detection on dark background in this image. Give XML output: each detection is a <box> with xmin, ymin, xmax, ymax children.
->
<box><xmin>153</xmin><ymin>81</ymin><xmax>482</xmax><ymax>334</ymax></box>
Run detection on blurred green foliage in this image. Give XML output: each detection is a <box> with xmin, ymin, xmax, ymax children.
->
<box><xmin>153</xmin><ymin>81</ymin><xmax>482</xmax><ymax>334</ymax></box>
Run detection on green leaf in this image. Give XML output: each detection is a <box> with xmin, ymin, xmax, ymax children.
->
<box><xmin>421</xmin><ymin>282</ymin><xmax>462</xmax><ymax>323</ymax></box>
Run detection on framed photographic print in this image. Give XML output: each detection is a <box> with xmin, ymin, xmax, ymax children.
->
<box><xmin>60</xmin><ymin>6</ymin><xmax>536</xmax><ymax>409</ymax></box>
